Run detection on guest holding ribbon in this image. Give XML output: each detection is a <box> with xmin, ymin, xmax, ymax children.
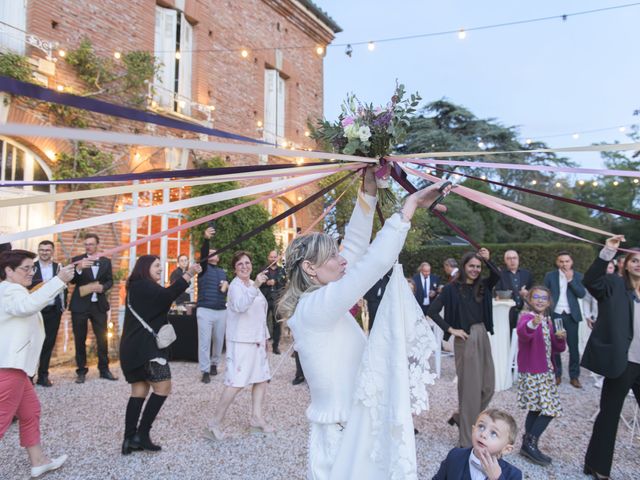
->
<box><xmin>516</xmin><ymin>286</ymin><xmax>566</xmax><ymax>466</ymax></box>
<box><xmin>119</xmin><ymin>255</ymin><xmax>201</xmax><ymax>455</ymax></box>
<box><xmin>205</xmin><ymin>250</ymin><xmax>272</xmax><ymax>440</ymax></box>
<box><xmin>0</xmin><ymin>249</ymin><xmax>75</xmax><ymax>478</ymax></box>
<box><xmin>428</xmin><ymin>249</ymin><xmax>501</xmax><ymax>448</ymax></box>
<box><xmin>582</xmin><ymin>235</ymin><xmax>640</xmax><ymax>480</ymax></box>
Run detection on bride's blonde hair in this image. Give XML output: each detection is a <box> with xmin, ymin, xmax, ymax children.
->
<box><xmin>277</xmin><ymin>232</ymin><xmax>339</xmax><ymax>319</ymax></box>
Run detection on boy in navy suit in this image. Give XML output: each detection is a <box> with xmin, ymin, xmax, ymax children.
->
<box><xmin>434</xmin><ymin>409</ymin><xmax>522</xmax><ymax>480</ymax></box>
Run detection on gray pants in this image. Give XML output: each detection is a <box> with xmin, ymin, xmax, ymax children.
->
<box><xmin>454</xmin><ymin>322</ymin><xmax>495</xmax><ymax>448</ymax></box>
<box><xmin>196</xmin><ymin>307</ymin><xmax>226</xmax><ymax>373</ymax></box>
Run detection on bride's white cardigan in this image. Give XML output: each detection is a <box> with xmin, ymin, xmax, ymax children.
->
<box><xmin>288</xmin><ymin>193</ymin><xmax>410</xmax><ymax>424</ymax></box>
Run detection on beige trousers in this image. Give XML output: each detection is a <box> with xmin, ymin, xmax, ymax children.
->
<box><xmin>454</xmin><ymin>322</ymin><xmax>495</xmax><ymax>447</ymax></box>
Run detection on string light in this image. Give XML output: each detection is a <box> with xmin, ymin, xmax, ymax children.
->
<box><xmin>525</xmin><ymin>139</ymin><xmax>532</xmax><ymax>145</ymax></box>
<box><xmin>296</xmin><ymin>157</ymin><xmax>305</xmax><ymax>165</ymax></box>
<box><xmin>457</xmin><ymin>29</ymin><xmax>467</xmax><ymax>40</ymax></box>
<box><xmin>634</xmin><ymin>179</ymin><xmax>640</xmax><ymax>184</ymax></box>
<box><xmin>619</xmin><ymin>127</ymin><xmax>626</xmax><ymax>132</ymax></box>
<box><xmin>367</xmin><ymin>41</ymin><xmax>375</xmax><ymax>51</ymax></box>
<box><xmin>578</xmin><ymin>180</ymin><xmax>585</xmax><ymax>186</ymax></box>
<box><xmin>240</xmin><ymin>49</ymin><xmax>249</xmax><ymax>58</ymax></box>
<box><xmin>315</xmin><ymin>45</ymin><xmax>324</xmax><ymax>56</ymax></box>
<box><xmin>58</xmin><ymin>49</ymin><xmax>66</xmax><ymax>58</ymax></box>
<box><xmin>530</xmin><ymin>180</ymin><xmax>537</xmax><ymax>185</ymax></box>
<box><xmin>175</xmin><ymin>51</ymin><xmax>181</xmax><ymax>59</ymax></box>
<box><xmin>613</xmin><ymin>181</ymin><xmax>619</xmax><ymax>186</ymax></box>
<box><xmin>256</xmin><ymin>120</ymin><xmax>263</xmax><ymax>128</ymax></box>
<box><xmin>56</xmin><ymin>85</ymin><xmax>64</xmax><ymax>92</ymax></box>
<box><xmin>592</xmin><ymin>181</ymin><xmax>598</xmax><ymax>187</ymax></box>
<box><xmin>113</xmin><ymin>51</ymin><xmax>121</xmax><ymax>60</ymax></box>
<box><xmin>44</xmin><ymin>149</ymin><xmax>55</xmax><ymax>160</ymax></box>
<box><xmin>555</xmin><ymin>182</ymin><xmax>562</xmax><ymax>188</ymax></box>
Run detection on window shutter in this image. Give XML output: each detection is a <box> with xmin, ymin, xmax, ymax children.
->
<box><xmin>154</xmin><ymin>6</ymin><xmax>177</xmax><ymax>108</ymax></box>
<box><xmin>178</xmin><ymin>13</ymin><xmax>193</xmax><ymax>116</ymax></box>
<box><xmin>276</xmin><ymin>76</ymin><xmax>286</xmax><ymax>144</ymax></box>
<box><xmin>0</xmin><ymin>0</ymin><xmax>26</xmax><ymax>54</ymax></box>
<box><xmin>264</xmin><ymin>69</ymin><xmax>277</xmax><ymax>145</ymax></box>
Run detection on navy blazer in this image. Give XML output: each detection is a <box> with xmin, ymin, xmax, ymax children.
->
<box><xmin>433</xmin><ymin>447</ymin><xmax>522</xmax><ymax>480</ymax></box>
<box><xmin>412</xmin><ymin>273</ymin><xmax>441</xmax><ymax>305</ymax></box>
<box><xmin>30</xmin><ymin>261</ymin><xmax>66</xmax><ymax>312</ymax></box>
<box><xmin>495</xmin><ymin>268</ymin><xmax>533</xmax><ymax>310</ymax></box>
<box><xmin>543</xmin><ymin>269</ymin><xmax>586</xmax><ymax>323</ymax></box>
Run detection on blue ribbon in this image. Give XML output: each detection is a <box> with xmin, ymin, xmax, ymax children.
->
<box><xmin>0</xmin><ymin>76</ymin><xmax>269</xmax><ymax>145</ymax></box>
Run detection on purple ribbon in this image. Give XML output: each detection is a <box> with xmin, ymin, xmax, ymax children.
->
<box><xmin>0</xmin><ymin>76</ymin><xmax>267</xmax><ymax>145</ymax></box>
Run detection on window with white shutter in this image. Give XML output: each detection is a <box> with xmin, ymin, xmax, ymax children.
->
<box><xmin>153</xmin><ymin>5</ymin><xmax>193</xmax><ymax>115</ymax></box>
<box><xmin>0</xmin><ymin>0</ymin><xmax>26</xmax><ymax>54</ymax></box>
<box><xmin>264</xmin><ymin>69</ymin><xmax>286</xmax><ymax>146</ymax></box>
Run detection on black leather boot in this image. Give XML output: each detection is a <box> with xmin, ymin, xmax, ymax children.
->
<box><xmin>519</xmin><ymin>433</ymin><xmax>551</xmax><ymax>466</ymax></box>
<box><xmin>121</xmin><ymin>435</ymin><xmax>142</xmax><ymax>455</ymax></box>
<box><xmin>132</xmin><ymin>430</ymin><xmax>161</xmax><ymax>451</ymax></box>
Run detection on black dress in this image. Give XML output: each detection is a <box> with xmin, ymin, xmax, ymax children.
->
<box><xmin>119</xmin><ymin>277</ymin><xmax>188</xmax><ymax>383</ymax></box>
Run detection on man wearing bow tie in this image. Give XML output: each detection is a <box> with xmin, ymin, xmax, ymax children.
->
<box><xmin>31</xmin><ymin>240</ymin><xmax>66</xmax><ymax>387</ymax></box>
<box><xmin>69</xmin><ymin>233</ymin><xmax>117</xmax><ymax>383</ymax></box>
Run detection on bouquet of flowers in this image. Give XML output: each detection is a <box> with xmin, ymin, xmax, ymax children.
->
<box><xmin>308</xmin><ymin>82</ymin><xmax>421</xmax><ymax>206</ymax></box>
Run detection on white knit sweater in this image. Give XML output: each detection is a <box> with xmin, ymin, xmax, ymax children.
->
<box><xmin>288</xmin><ymin>194</ymin><xmax>410</xmax><ymax>424</ymax></box>
<box><xmin>0</xmin><ymin>277</ymin><xmax>66</xmax><ymax>376</ymax></box>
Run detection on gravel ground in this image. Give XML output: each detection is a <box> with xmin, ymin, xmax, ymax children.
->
<box><xmin>1</xmin><ymin>339</ymin><xmax>638</xmax><ymax>480</ymax></box>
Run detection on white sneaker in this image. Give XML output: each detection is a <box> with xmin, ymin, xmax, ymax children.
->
<box><xmin>31</xmin><ymin>454</ymin><xmax>67</xmax><ymax>478</ymax></box>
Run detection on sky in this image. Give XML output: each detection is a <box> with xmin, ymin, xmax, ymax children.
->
<box><xmin>312</xmin><ymin>0</ymin><xmax>640</xmax><ymax>174</ymax></box>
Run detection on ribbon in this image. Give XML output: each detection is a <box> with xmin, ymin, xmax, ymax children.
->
<box><xmin>419</xmin><ymin>164</ymin><xmax>640</xmax><ymax>221</ymax></box>
<box><xmin>0</xmin><ymin>166</ymin><xmax>361</xmax><ymax>243</ymax></box>
<box><xmin>0</xmin><ymin>163</ymin><xmax>356</xmax><ymax>208</ymax></box>
<box><xmin>0</xmin><ymin>123</ymin><xmax>375</xmax><ymax>171</ymax></box>
<box><xmin>207</xmin><ymin>171</ymin><xmax>356</xmax><ymax>259</ymax></box>
<box><xmin>0</xmin><ymin>76</ymin><xmax>267</xmax><ymax>145</ymax></box>
<box><xmin>391</xmin><ymin>157</ymin><xmax>640</xmax><ymax>179</ymax></box>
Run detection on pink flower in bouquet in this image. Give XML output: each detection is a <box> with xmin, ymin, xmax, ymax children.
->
<box><xmin>341</xmin><ymin>116</ymin><xmax>355</xmax><ymax>127</ymax></box>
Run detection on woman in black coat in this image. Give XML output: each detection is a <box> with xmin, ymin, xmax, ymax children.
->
<box><xmin>119</xmin><ymin>255</ymin><xmax>201</xmax><ymax>455</ymax></box>
<box><xmin>582</xmin><ymin>235</ymin><xmax>640</xmax><ymax>479</ymax></box>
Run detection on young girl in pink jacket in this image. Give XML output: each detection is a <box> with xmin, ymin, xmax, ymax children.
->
<box><xmin>516</xmin><ymin>286</ymin><xmax>566</xmax><ymax>467</ymax></box>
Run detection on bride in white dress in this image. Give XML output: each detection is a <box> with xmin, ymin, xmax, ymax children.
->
<box><xmin>279</xmin><ymin>168</ymin><xmax>447</xmax><ymax>480</ymax></box>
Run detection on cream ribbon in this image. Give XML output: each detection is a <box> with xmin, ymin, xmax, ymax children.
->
<box><xmin>0</xmin><ymin>168</ymin><xmax>351</xmax><ymax>243</ymax></box>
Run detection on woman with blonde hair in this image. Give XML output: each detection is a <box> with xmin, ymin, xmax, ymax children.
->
<box><xmin>278</xmin><ymin>167</ymin><xmax>449</xmax><ymax>479</ymax></box>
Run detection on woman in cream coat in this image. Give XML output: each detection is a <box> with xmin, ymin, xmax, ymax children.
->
<box><xmin>278</xmin><ymin>168</ymin><xmax>450</xmax><ymax>480</ymax></box>
<box><xmin>0</xmin><ymin>249</ymin><xmax>75</xmax><ymax>478</ymax></box>
<box><xmin>205</xmin><ymin>250</ymin><xmax>272</xmax><ymax>440</ymax></box>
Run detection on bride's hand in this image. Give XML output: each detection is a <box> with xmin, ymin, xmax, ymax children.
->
<box><xmin>400</xmin><ymin>181</ymin><xmax>452</xmax><ymax>221</ymax></box>
<box><xmin>362</xmin><ymin>165</ymin><xmax>378</xmax><ymax>196</ymax></box>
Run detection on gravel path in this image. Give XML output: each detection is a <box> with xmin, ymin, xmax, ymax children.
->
<box><xmin>1</xmin><ymin>339</ymin><xmax>638</xmax><ymax>479</ymax></box>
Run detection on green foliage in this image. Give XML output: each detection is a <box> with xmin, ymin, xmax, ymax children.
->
<box><xmin>121</xmin><ymin>51</ymin><xmax>159</xmax><ymax>106</ymax></box>
<box><xmin>0</xmin><ymin>52</ymin><xmax>33</xmax><ymax>83</ymax></box>
<box><xmin>399</xmin><ymin>242</ymin><xmax>596</xmax><ymax>285</ymax></box>
<box><xmin>65</xmin><ymin>39</ymin><xmax>116</xmax><ymax>88</ymax></box>
<box><xmin>187</xmin><ymin>157</ymin><xmax>277</xmax><ymax>273</ymax></box>
<box><xmin>48</xmin><ymin>104</ymin><xmax>88</xmax><ymax>128</ymax></box>
<box><xmin>53</xmin><ymin>142</ymin><xmax>112</xmax><ymax>189</ymax></box>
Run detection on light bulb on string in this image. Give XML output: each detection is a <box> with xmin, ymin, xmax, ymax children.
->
<box><xmin>592</xmin><ymin>181</ymin><xmax>598</xmax><ymax>187</ymax></box>
<box><xmin>367</xmin><ymin>41</ymin><xmax>375</xmax><ymax>51</ymax></box>
<box><xmin>240</xmin><ymin>49</ymin><xmax>249</xmax><ymax>58</ymax></box>
<box><xmin>525</xmin><ymin>139</ymin><xmax>532</xmax><ymax>145</ymax></box>
<box><xmin>56</xmin><ymin>85</ymin><xmax>64</xmax><ymax>92</ymax></box>
<box><xmin>114</xmin><ymin>51</ymin><xmax>121</xmax><ymax>60</ymax></box>
<box><xmin>458</xmin><ymin>29</ymin><xmax>467</xmax><ymax>40</ymax></box>
<box><xmin>578</xmin><ymin>180</ymin><xmax>585</xmax><ymax>186</ymax></box>
<box><xmin>572</xmin><ymin>133</ymin><xmax>580</xmax><ymax>139</ymax></box>
<box><xmin>555</xmin><ymin>182</ymin><xmax>562</xmax><ymax>188</ymax></box>
<box><xmin>175</xmin><ymin>51</ymin><xmax>181</xmax><ymax>60</ymax></box>
<box><xmin>634</xmin><ymin>179</ymin><xmax>639</xmax><ymax>184</ymax></box>
<box><xmin>58</xmin><ymin>49</ymin><xmax>66</xmax><ymax>58</ymax></box>
<box><xmin>530</xmin><ymin>180</ymin><xmax>537</xmax><ymax>185</ymax></box>
<box><xmin>619</xmin><ymin>127</ymin><xmax>626</xmax><ymax>133</ymax></box>
<box><xmin>613</xmin><ymin>181</ymin><xmax>619</xmax><ymax>186</ymax></box>
<box><xmin>315</xmin><ymin>45</ymin><xmax>324</xmax><ymax>56</ymax></box>
<box><xmin>256</xmin><ymin>120</ymin><xmax>263</xmax><ymax>128</ymax></box>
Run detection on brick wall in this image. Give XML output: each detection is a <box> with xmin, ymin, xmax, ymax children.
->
<box><xmin>12</xmin><ymin>0</ymin><xmax>337</xmax><ymax>367</ymax></box>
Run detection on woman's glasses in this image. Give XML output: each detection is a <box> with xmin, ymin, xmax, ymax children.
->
<box><xmin>532</xmin><ymin>294</ymin><xmax>549</xmax><ymax>301</ymax></box>
<box><xmin>16</xmin><ymin>265</ymin><xmax>36</xmax><ymax>273</ymax></box>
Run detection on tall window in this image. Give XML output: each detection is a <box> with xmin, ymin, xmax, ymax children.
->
<box><xmin>154</xmin><ymin>5</ymin><xmax>193</xmax><ymax>115</ymax></box>
<box><xmin>0</xmin><ymin>139</ymin><xmax>50</xmax><ymax>192</ymax></box>
<box><xmin>264</xmin><ymin>69</ymin><xmax>286</xmax><ymax>146</ymax></box>
<box><xmin>0</xmin><ymin>0</ymin><xmax>26</xmax><ymax>54</ymax></box>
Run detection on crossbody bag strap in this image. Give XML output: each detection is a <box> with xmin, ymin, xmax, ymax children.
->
<box><xmin>127</xmin><ymin>294</ymin><xmax>157</xmax><ymax>337</ymax></box>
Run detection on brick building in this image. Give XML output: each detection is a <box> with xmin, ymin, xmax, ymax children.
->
<box><xmin>0</xmin><ymin>0</ymin><xmax>339</xmax><ymax>363</ymax></box>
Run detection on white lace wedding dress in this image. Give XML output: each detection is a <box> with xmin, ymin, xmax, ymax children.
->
<box><xmin>330</xmin><ymin>263</ymin><xmax>437</xmax><ymax>480</ymax></box>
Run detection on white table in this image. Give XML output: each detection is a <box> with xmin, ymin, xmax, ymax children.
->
<box><xmin>489</xmin><ymin>299</ymin><xmax>515</xmax><ymax>391</ymax></box>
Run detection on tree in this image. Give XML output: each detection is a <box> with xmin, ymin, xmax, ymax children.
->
<box><xmin>187</xmin><ymin>157</ymin><xmax>277</xmax><ymax>272</ymax></box>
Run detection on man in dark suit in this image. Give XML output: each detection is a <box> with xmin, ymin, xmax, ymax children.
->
<box><xmin>543</xmin><ymin>250</ymin><xmax>586</xmax><ymax>388</ymax></box>
<box><xmin>412</xmin><ymin>262</ymin><xmax>440</xmax><ymax>316</ymax></box>
<box><xmin>495</xmin><ymin>249</ymin><xmax>533</xmax><ymax>330</ymax></box>
<box><xmin>31</xmin><ymin>240</ymin><xmax>66</xmax><ymax>387</ymax></box>
<box><xmin>69</xmin><ymin>233</ymin><xmax>117</xmax><ymax>383</ymax></box>
<box><xmin>259</xmin><ymin>250</ymin><xmax>286</xmax><ymax>354</ymax></box>
<box><xmin>363</xmin><ymin>269</ymin><xmax>392</xmax><ymax>329</ymax></box>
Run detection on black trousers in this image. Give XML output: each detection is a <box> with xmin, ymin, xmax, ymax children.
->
<box><xmin>266</xmin><ymin>303</ymin><xmax>281</xmax><ymax>349</ymax></box>
<box><xmin>585</xmin><ymin>362</ymin><xmax>640</xmax><ymax>476</ymax></box>
<box><xmin>72</xmin><ymin>303</ymin><xmax>109</xmax><ymax>374</ymax></box>
<box><xmin>37</xmin><ymin>306</ymin><xmax>62</xmax><ymax>377</ymax></box>
<box><xmin>552</xmin><ymin>312</ymin><xmax>580</xmax><ymax>379</ymax></box>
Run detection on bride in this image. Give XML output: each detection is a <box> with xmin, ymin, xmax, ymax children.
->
<box><xmin>279</xmin><ymin>167</ymin><xmax>448</xmax><ymax>479</ymax></box>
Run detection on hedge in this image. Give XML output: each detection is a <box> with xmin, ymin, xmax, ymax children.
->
<box><xmin>399</xmin><ymin>242</ymin><xmax>597</xmax><ymax>284</ymax></box>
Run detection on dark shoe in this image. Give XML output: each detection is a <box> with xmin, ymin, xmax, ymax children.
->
<box><xmin>132</xmin><ymin>432</ymin><xmax>161</xmax><ymax>452</ymax></box>
<box><xmin>36</xmin><ymin>375</ymin><xmax>53</xmax><ymax>387</ymax></box>
<box><xmin>100</xmin><ymin>370</ymin><xmax>118</xmax><ymax>381</ymax></box>
<box><xmin>570</xmin><ymin>378</ymin><xmax>583</xmax><ymax>389</ymax></box>
<box><xmin>210</xmin><ymin>365</ymin><xmax>218</xmax><ymax>376</ymax></box>
<box><xmin>272</xmin><ymin>346</ymin><xmax>281</xmax><ymax>355</ymax></box>
<box><xmin>447</xmin><ymin>414</ymin><xmax>459</xmax><ymax>427</ymax></box>
<box><xmin>519</xmin><ymin>433</ymin><xmax>551</xmax><ymax>466</ymax></box>
<box><xmin>292</xmin><ymin>375</ymin><xmax>305</xmax><ymax>385</ymax></box>
<box><xmin>201</xmin><ymin>372</ymin><xmax>211</xmax><ymax>384</ymax></box>
<box><xmin>75</xmin><ymin>373</ymin><xmax>86</xmax><ymax>384</ymax></box>
<box><xmin>121</xmin><ymin>436</ymin><xmax>143</xmax><ymax>455</ymax></box>
<box><xmin>555</xmin><ymin>376</ymin><xmax>561</xmax><ymax>386</ymax></box>
<box><xmin>584</xmin><ymin>465</ymin><xmax>611</xmax><ymax>479</ymax></box>
<box><xmin>413</xmin><ymin>427</ymin><xmax>419</xmax><ymax>435</ymax></box>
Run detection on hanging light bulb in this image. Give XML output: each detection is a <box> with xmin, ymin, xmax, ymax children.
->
<box><xmin>578</xmin><ymin>180</ymin><xmax>585</xmax><ymax>186</ymax></box>
<box><xmin>530</xmin><ymin>180</ymin><xmax>537</xmax><ymax>185</ymax></box>
<box><xmin>592</xmin><ymin>181</ymin><xmax>598</xmax><ymax>187</ymax></box>
<box><xmin>555</xmin><ymin>182</ymin><xmax>562</xmax><ymax>188</ymax></box>
<box><xmin>304</xmin><ymin>130</ymin><xmax>310</xmax><ymax>137</ymax></box>
<box><xmin>458</xmin><ymin>29</ymin><xmax>467</xmax><ymax>40</ymax></box>
<box><xmin>367</xmin><ymin>41</ymin><xmax>375</xmax><ymax>51</ymax></box>
<box><xmin>525</xmin><ymin>139</ymin><xmax>532</xmax><ymax>145</ymax></box>
<box><xmin>256</xmin><ymin>120</ymin><xmax>263</xmax><ymax>128</ymax></box>
<box><xmin>58</xmin><ymin>49</ymin><xmax>66</xmax><ymax>58</ymax></box>
<box><xmin>572</xmin><ymin>133</ymin><xmax>580</xmax><ymax>139</ymax></box>
<box><xmin>241</xmin><ymin>49</ymin><xmax>249</xmax><ymax>58</ymax></box>
<box><xmin>175</xmin><ymin>51</ymin><xmax>182</xmax><ymax>60</ymax></box>
<box><xmin>345</xmin><ymin>44</ymin><xmax>353</xmax><ymax>57</ymax></box>
<box><xmin>56</xmin><ymin>85</ymin><xmax>64</xmax><ymax>92</ymax></box>
<box><xmin>613</xmin><ymin>180</ymin><xmax>619</xmax><ymax>186</ymax></box>
<box><xmin>114</xmin><ymin>51</ymin><xmax>121</xmax><ymax>60</ymax></box>
<box><xmin>619</xmin><ymin>127</ymin><xmax>626</xmax><ymax>133</ymax></box>
<box><xmin>316</xmin><ymin>45</ymin><xmax>324</xmax><ymax>56</ymax></box>
<box><xmin>634</xmin><ymin>178</ymin><xmax>639</xmax><ymax>184</ymax></box>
